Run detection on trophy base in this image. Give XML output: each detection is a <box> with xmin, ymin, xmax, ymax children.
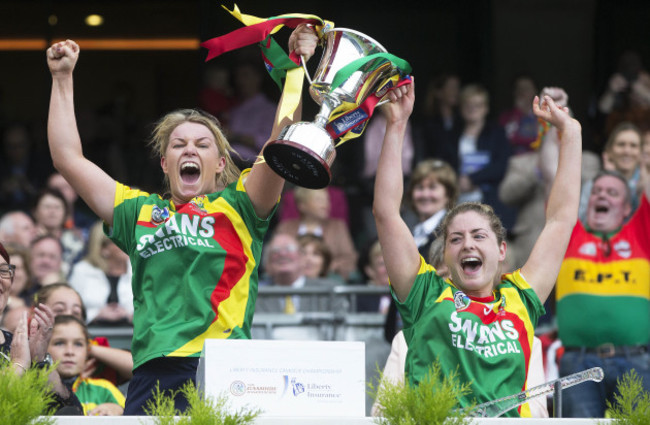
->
<box><xmin>263</xmin><ymin>122</ymin><xmax>336</xmax><ymax>189</ymax></box>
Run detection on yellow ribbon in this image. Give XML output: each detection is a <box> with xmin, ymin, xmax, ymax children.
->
<box><xmin>223</xmin><ymin>4</ymin><xmax>333</xmax><ymax>129</ymax></box>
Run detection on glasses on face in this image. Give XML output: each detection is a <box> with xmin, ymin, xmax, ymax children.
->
<box><xmin>269</xmin><ymin>245</ymin><xmax>300</xmax><ymax>255</ymax></box>
<box><xmin>0</xmin><ymin>263</ymin><xmax>16</xmax><ymax>279</ymax></box>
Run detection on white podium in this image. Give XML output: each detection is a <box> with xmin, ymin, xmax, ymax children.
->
<box><xmin>197</xmin><ymin>339</ymin><xmax>366</xmax><ymax>417</ymax></box>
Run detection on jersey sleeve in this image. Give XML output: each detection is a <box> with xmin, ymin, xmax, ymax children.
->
<box><xmin>223</xmin><ymin>168</ymin><xmax>279</xmax><ymax>241</ymax></box>
<box><xmin>103</xmin><ymin>181</ymin><xmax>152</xmax><ymax>254</ymax></box>
<box><xmin>503</xmin><ymin>269</ymin><xmax>545</xmax><ymax>326</ymax></box>
<box><xmin>391</xmin><ymin>256</ymin><xmax>444</xmax><ymax>329</ymax></box>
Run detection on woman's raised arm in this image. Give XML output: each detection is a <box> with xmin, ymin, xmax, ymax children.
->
<box><xmin>373</xmin><ymin>81</ymin><xmax>421</xmax><ymax>302</ymax></box>
<box><xmin>47</xmin><ymin>40</ymin><xmax>117</xmax><ymax>226</ymax></box>
<box><xmin>245</xmin><ymin>25</ymin><xmax>318</xmax><ymax>219</ymax></box>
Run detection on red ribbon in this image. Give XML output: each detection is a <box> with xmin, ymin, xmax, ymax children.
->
<box><xmin>201</xmin><ymin>17</ymin><xmax>322</xmax><ymax>61</ymax></box>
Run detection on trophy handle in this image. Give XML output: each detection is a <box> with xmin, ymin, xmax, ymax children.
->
<box><xmin>301</xmin><ymin>55</ymin><xmax>313</xmax><ymax>86</ymax></box>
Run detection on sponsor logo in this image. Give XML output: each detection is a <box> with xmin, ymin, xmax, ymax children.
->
<box><xmin>136</xmin><ymin>214</ymin><xmax>218</xmax><ymax>258</ymax></box>
<box><xmin>189</xmin><ymin>196</ymin><xmax>208</xmax><ymax>214</ymax></box>
<box><xmin>291</xmin><ymin>378</ymin><xmax>305</xmax><ymax>396</ymax></box>
<box><xmin>330</xmin><ymin>109</ymin><xmax>368</xmax><ymax>134</ymax></box>
<box><xmin>578</xmin><ymin>242</ymin><xmax>597</xmax><ymax>256</ymax></box>
<box><xmin>448</xmin><ymin>311</ymin><xmax>521</xmax><ymax>358</ymax></box>
<box><xmin>614</xmin><ymin>240</ymin><xmax>632</xmax><ymax>258</ymax></box>
<box><xmin>283</xmin><ymin>375</ymin><xmax>342</xmax><ymax>400</ymax></box>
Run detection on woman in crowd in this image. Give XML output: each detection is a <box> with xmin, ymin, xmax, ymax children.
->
<box><xmin>355</xmin><ymin>239</ymin><xmax>392</xmax><ymax>314</ymax></box>
<box><xmin>48</xmin><ymin>315</ymin><xmax>125</xmax><ymax>415</ymax></box>
<box><xmin>372</xmin><ymin>78</ymin><xmax>582</xmax><ymax>417</ymax></box>
<box><xmin>432</xmin><ymin>84</ymin><xmax>516</xmax><ymax>231</ymax></box>
<box><xmin>0</xmin><ymin>241</ymin><xmax>82</xmax><ymax>414</ymax></box>
<box><xmin>297</xmin><ymin>234</ymin><xmax>333</xmax><ymax>280</ymax></box>
<box><xmin>4</xmin><ymin>242</ymin><xmax>33</xmax><ymax>306</ymax></box>
<box><xmin>32</xmin><ymin>188</ymin><xmax>85</xmax><ymax>275</ymax></box>
<box><xmin>406</xmin><ymin>158</ymin><xmax>458</xmax><ymax>258</ymax></box>
<box><xmin>46</xmin><ymin>27</ymin><xmax>318</xmax><ymax>414</ymax></box>
<box><xmin>274</xmin><ymin>186</ymin><xmax>358</xmax><ymax>281</ymax></box>
<box><xmin>413</xmin><ymin>73</ymin><xmax>462</xmax><ymax>162</ymax></box>
<box><xmin>68</xmin><ymin>221</ymin><xmax>133</xmax><ymax>326</ymax></box>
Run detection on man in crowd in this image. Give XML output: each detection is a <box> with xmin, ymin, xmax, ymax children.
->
<box><xmin>29</xmin><ymin>235</ymin><xmax>64</xmax><ymax>290</ymax></box>
<box><xmin>0</xmin><ymin>210</ymin><xmax>37</xmax><ymax>248</ymax></box>
<box><xmin>556</xmin><ymin>169</ymin><xmax>650</xmax><ymax>417</ymax></box>
<box><xmin>257</xmin><ymin>233</ymin><xmax>346</xmax><ymax>314</ymax></box>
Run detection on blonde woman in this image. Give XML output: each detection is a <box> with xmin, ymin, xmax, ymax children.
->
<box><xmin>46</xmin><ymin>27</ymin><xmax>318</xmax><ymax>414</ymax></box>
<box><xmin>68</xmin><ymin>221</ymin><xmax>132</xmax><ymax>325</ymax></box>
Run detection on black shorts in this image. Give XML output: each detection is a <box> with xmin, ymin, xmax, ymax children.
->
<box><xmin>123</xmin><ymin>356</ymin><xmax>199</xmax><ymax>416</ymax></box>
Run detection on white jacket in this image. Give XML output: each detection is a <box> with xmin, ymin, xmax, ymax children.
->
<box><xmin>68</xmin><ymin>260</ymin><xmax>133</xmax><ymax>324</ymax></box>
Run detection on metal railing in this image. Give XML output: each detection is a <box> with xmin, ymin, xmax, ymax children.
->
<box><xmin>89</xmin><ymin>285</ymin><xmax>391</xmax><ymax>347</ymax></box>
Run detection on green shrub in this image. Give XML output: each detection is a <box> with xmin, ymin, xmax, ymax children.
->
<box><xmin>0</xmin><ymin>359</ymin><xmax>55</xmax><ymax>425</ymax></box>
<box><xmin>606</xmin><ymin>370</ymin><xmax>650</xmax><ymax>425</ymax></box>
<box><xmin>145</xmin><ymin>382</ymin><xmax>262</xmax><ymax>425</ymax></box>
<box><xmin>370</xmin><ymin>361</ymin><xmax>474</xmax><ymax>425</ymax></box>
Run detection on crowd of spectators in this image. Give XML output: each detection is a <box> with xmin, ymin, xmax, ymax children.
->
<box><xmin>2</xmin><ymin>47</ymin><xmax>650</xmax><ymax>418</ymax></box>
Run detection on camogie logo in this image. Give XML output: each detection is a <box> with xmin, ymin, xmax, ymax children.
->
<box><xmin>150</xmin><ymin>205</ymin><xmax>170</xmax><ymax>225</ymax></box>
<box><xmin>230</xmin><ymin>380</ymin><xmax>246</xmax><ymax>396</ymax></box>
<box><xmin>453</xmin><ymin>291</ymin><xmax>471</xmax><ymax>311</ymax></box>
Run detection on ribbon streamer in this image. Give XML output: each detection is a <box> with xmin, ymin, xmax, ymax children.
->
<box><xmin>327</xmin><ymin>75</ymin><xmax>413</xmax><ymax>146</ymax></box>
<box><xmin>200</xmin><ymin>5</ymin><xmax>332</xmax><ymax>128</ymax></box>
<box><xmin>200</xmin><ymin>5</ymin><xmax>413</xmax><ymax>146</ymax></box>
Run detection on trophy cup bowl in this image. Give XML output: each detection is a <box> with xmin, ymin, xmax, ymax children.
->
<box><xmin>263</xmin><ymin>28</ymin><xmax>400</xmax><ymax>189</ymax></box>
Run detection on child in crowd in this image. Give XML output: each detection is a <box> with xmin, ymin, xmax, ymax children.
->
<box><xmin>48</xmin><ymin>315</ymin><xmax>125</xmax><ymax>415</ymax></box>
<box><xmin>35</xmin><ymin>283</ymin><xmax>133</xmax><ymax>385</ymax></box>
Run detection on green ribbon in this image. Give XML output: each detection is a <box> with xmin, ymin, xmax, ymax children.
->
<box><xmin>330</xmin><ymin>53</ymin><xmax>412</xmax><ymax>92</ymax></box>
<box><xmin>259</xmin><ymin>35</ymin><xmax>300</xmax><ymax>89</ymax></box>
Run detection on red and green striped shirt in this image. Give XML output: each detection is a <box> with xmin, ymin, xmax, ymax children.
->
<box><xmin>394</xmin><ymin>258</ymin><xmax>544</xmax><ymax>418</ymax></box>
<box><xmin>106</xmin><ymin>169</ymin><xmax>274</xmax><ymax>369</ymax></box>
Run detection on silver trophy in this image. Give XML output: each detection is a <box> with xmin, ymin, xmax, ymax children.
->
<box><xmin>263</xmin><ymin>28</ymin><xmax>403</xmax><ymax>189</ymax></box>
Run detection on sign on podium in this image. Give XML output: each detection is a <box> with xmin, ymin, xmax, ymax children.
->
<box><xmin>197</xmin><ymin>339</ymin><xmax>366</xmax><ymax>417</ymax></box>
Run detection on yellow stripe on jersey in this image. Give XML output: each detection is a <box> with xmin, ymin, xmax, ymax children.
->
<box><xmin>85</xmin><ymin>378</ymin><xmax>126</xmax><ymax>406</ymax></box>
<box><xmin>499</xmin><ymin>270</ymin><xmax>537</xmax><ymax>418</ymax></box>
<box><xmin>435</xmin><ymin>286</ymin><xmax>455</xmax><ymax>303</ymax></box>
<box><xmin>167</xmin><ymin>195</ymin><xmax>256</xmax><ymax>356</ymax></box>
<box><xmin>82</xmin><ymin>402</ymin><xmax>97</xmax><ymax>416</ymax></box>
<box><xmin>502</xmin><ymin>270</ymin><xmax>536</xmax><ymax>350</ymax></box>
<box><xmin>557</xmin><ymin>258</ymin><xmax>650</xmax><ymax>300</ymax></box>
<box><xmin>114</xmin><ymin>182</ymin><xmax>152</xmax><ymax>207</ymax></box>
<box><xmin>236</xmin><ymin>169</ymin><xmax>250</xmax><ymax>192</ymax></box>
<box><xmin>387</xmin><ymin>255</ymin><xmax>432</xmax><ymax>289</ymax></box>
<box><xmin>416</xmin><ymin>255</ymin><xmax>436</xmax><ymax>275</ymax></box>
